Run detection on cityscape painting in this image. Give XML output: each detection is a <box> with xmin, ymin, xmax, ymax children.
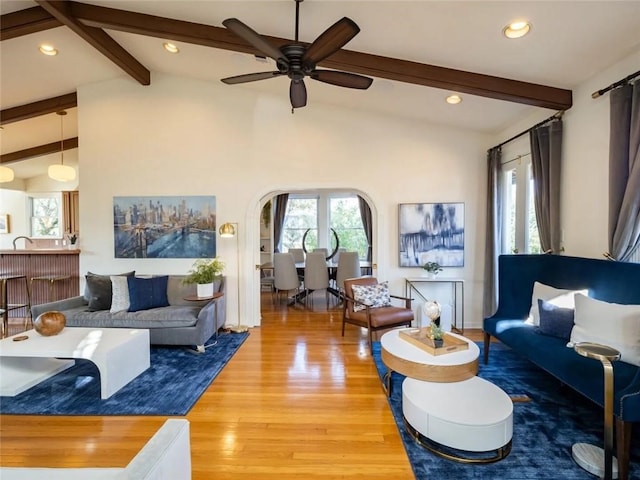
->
<box><xmin>113</xmin><ymin>196</ymin><xmax>216</xmax><ymax>258</ymax></box>
<box><xmin>398</xmin><ymin>202</ymin><xmax>465</xmax><ymax>267</ymax></box>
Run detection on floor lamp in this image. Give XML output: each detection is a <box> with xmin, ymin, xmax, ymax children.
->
<box><xmin>218</xmin><ymin>222</ymin><xmax>249</xmax><ymax>333</ymax></box>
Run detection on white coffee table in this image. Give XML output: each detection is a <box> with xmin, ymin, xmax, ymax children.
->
<box><xmin>0</xmin><ymin>327</ymin><xmax>150</xmax><ymax>399</ymax></box>
<box><xmin>403</xmin><ymin>376</ymin><xmax>513</xmax><ymax>463</ymax></box>
<box><xmin>380</xmin><ymin>329</ymin><xmax>479</xmax><ymax>394</ymax></box>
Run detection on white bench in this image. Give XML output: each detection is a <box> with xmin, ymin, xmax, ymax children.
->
<box><xmin>0</xmin><ymin>419</ymin><xmax>191</xmax><ymax>480</ymax></box>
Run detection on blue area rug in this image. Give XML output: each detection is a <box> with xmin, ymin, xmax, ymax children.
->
<box><xmin>0</xmin><ymin>332</ymin><xmax>248</xmax><ymax>415</ymax></box>
<box><xmin>373</xmin><ymin>341</ymin><xmax>640</xmax><ymax>480</ymax></box>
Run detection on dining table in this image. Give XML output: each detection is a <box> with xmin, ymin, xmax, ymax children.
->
<box><xmin>260</xmin><ymin>260</ymin><xmax>372</xmax><ymax>305</ymax></box>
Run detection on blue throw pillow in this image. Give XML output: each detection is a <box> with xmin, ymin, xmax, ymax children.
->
<box><xmin>537</xmin><ymin>298</ymin><xmax>575</xmax><ymax>340</ymax></box>
<box><xmin>127</xmin><ymin>276</ymin><xmax>169</xmax><ymax>312</ymax></box>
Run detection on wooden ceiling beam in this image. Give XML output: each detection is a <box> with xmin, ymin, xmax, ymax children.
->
<box><xmin>1</xmin><ymin>137</ymin><xmax>79</xmax><ymax>165</ymax></box>
<box><xmin>0</xmin><ymin>6</ymin><xmax>61</xmax><ymax>41</ymax></box>
<box><xmin>1</xmin><ymin>93</ymin><xmax>78</xmax><ymax>125</ymax></box>
<box><xmin>35</xmin><ymin>1</ymin><xmax>150</xmax><ymax>86</ymax></box>
<box><xmin>69</xmin><ymin>1</ymin><xmax>572</xmax><ymax>110</ymax></box>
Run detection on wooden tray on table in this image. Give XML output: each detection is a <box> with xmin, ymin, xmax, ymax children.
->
<box><xmin>399</xmin><ymin>328</ymin><xmax>469</xmax><ymax>356</ymax></box>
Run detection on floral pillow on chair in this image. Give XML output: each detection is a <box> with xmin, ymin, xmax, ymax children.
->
<box><xmin>351</xmin><ymin>282</ymin><xmax>391</xmax><ymax>312</ymax></box>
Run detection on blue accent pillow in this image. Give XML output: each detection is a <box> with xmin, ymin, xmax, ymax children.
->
<box><xmin>127</xmin><ymin>276</ymin><xmax>169</xmax><ymax>312</ymax></box>
<box><xmin>537</xmin><ymin>298</ymin><xmax>575</xmax><ymax>340</ymax></box>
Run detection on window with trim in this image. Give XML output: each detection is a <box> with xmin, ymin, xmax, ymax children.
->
<box><xmin>30</xmin><ymin>194</ymin><xmax>62</xmax><ymax>238</ymax></box>
<box><xmin>500</xmin><ymin>142</ymin><xmax>541</xmax><ymax>255</ymax></box>
<box><xmin>280</xmin><ymin>192</ymin><xmax>368</xmax><ymax>259</ymax></box>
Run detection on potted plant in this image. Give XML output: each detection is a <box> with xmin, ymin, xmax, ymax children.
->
<box><xmin>183</xmin><ymin>258</ymin><xmax>225</xmax><ymax>297</ymax></box>
<box><xmin>67</xmin><ymin>233</ymin><xmax>78</xmax><ymax>249</ymax></box>
<box><xmin>422</xmin><ymin>261</ymin><xmax>443</xmax><ymax>279</ymax></box>
<box><xmin>429</xmin><ymin>321</ymin><xmax>445</xmax><ymax>348</ymax></box>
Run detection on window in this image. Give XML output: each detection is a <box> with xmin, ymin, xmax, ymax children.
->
<box><xmin>500</xmin><ymin>143</ymin><xmax>541</xmax><ymax>254</ymax></box>
<box><xmin>329</xmin><ymin>197</ymin><xmax>368</xmax><ymax>258</ymax></box>
<box><xmin>30</xmin><ymin>194</ymin><xmax>62</xmax><ymax>238</ymax></box>
<box><xmin>280</xmin><ymin>192</ymin><xmax>368</xmax><ymax>259</ymax></box>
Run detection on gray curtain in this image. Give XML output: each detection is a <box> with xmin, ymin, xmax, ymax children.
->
<box><xmin>483</xmin><ymin>147</ymin><xmax>502</xmax><ymax>317</ymax></box>
<box><xmin>272</xmin><ymin>193</ymin><xmax>288</xmax><ymax>253</ymax></box>
<box><xmin>358</xmin><ymin>195</ymin><xmax>373</xmax><ymax>262</ymax></box>
<box><xmin>530</xmin><ymin>119</ymin><xmax>563</xmax><ymax>253</ymax></box>
<box><xmin>609</xmin><ymin>82</ymin><xmax>640</xmax><ymax>261</ymax></box>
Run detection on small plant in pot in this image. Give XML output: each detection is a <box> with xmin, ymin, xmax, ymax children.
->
<box><xmin>429</xmin><ymin>321</ymin><xmax>445</xmax><ymax>348</ymax></box>
<box><xmin>183</xmin><ymin>258</ymin><xmax>225</xmax><ymax>298</ymax></box>
<box><xmin>422</xmin><ymin>261</ymin><xmax>443</xmax><ymax>278</ymax></box>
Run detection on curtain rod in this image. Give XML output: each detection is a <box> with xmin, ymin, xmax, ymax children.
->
<box><xmin>592</xmin><ymin>69</ymin><xmax>640</xmax><ymax>99</ymax></box>
<box><xmin>491</xmin><ymin>111</ymin><xmax>564</xmax><ymax>151</ymax></box>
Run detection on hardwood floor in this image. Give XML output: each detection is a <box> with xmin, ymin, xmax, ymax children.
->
<box><xmin>0</xmin><ymin>293</ymin><xmax>485</xmax><ymax>479</ymax></box>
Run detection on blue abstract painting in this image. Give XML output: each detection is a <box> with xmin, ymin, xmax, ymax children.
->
<box><xmin>113</xmin><ymin>196</ymin><xmax>216</xmax><ymax>258</ymax></box>
<box><xmin>399</xmin><ymin>202</ymin><xmax>464</xmax><ymax>267</ymax></box>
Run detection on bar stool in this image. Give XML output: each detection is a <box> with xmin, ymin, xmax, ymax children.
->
<box><xmin>30</xmin><ymin>275</ymin><xmax>71</xmax><ymax>303</ymax></box>
<box><xmin>0</xmin><ymin>274</ymin><xmax>31</xmax><ymax>338</ymax></box>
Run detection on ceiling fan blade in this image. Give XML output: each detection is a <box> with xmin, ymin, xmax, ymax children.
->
<box><xmin>290</xmin><ymin>79</ymin><xmax>307</xmax><ymax>108</ymax></box>
<box><xmin>310</xmin><ymin>70</ymin><xmax>373</xmax><ymax>89</ymax></box>
<box><xmin>223</xmin><ymin>18</ymin><xmax>289</xmax><ymax>67</ymax></box>
<box><xmin>302</xmin><ymin>17</ymin><xmax>360</xmax><ymax>67</ymax></box>
<box><xmin>221</xmin><ymin>71</ymin><xmax>284</xmax><ymax>85</ymax></box>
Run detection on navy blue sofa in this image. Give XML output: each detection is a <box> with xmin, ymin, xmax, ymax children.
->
<box><xmin>483</xmin><ymin>254</ymin><xmax>640</xmax><ymax>480</ymax></box>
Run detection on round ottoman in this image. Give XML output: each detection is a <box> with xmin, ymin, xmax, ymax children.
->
<box><xmin>402</xmin><ymin>376</ymin><xmax>513</xmax><ymax>463</ymax></box>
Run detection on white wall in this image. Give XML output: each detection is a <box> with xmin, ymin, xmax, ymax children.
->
<box><xmin>78</xmin><ymin>73</ymin><xmax>489</xmax><ymax>328</ymax></box>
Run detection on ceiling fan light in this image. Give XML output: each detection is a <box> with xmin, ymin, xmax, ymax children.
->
<box><xmin>39</xmin><ymin>44</ymin><xmax>58</xmax><ymax>56</ymax></box>
<box><xmin>0</xmin><ymin>166</ymin><xmax>15</xmax><ymax>183</ymax></box>
<box><xmin>48</xmin><ymin>164</ymin><xmax>76</xmax><ymax>182</ymax></box>
<box><xmin>503</xmin><ymin>21</ymin><xmax>531</xmax><ymax>39</ymax></box>
<box><xmin>163</xmin><ymin>42</ymin><xmax>179</xmax><ymax>53</ymax></box>
<box><xmin>446</xmin><ymin>94</ymin><xmax>462</xmax><ymax>105</ymax></box>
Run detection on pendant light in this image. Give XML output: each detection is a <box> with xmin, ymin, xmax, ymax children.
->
<box><xmin>0</xmin><ymin>165</ymin><xmax>14</xmax><ymax>183</ymax></box>
<box><xmin>48</xmin><ymin>110</ymin><xmax>76</xmax><ymax>182</ymax></box>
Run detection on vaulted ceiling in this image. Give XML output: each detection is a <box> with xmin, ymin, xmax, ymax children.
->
<box><xmin>2</xmin><ymin>1</ymin><xmax>640</xmax><ymax>180</ymax></box>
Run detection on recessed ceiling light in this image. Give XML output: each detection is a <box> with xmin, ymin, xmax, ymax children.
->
<box><xmin>39</xmin><ymin>44</ymin><xmax>58</xmax><ymax>56</ymax></box>
<box><xmin>503</xmin><ymin>21</ymin><xmax>531</xmax><ymax>39</ymax></box>
<box><xmin>163</xmin><ymin>42</ymin><xmax>179</xmax><ymax>53</ymax></box>
<box><xmin>446</xmin><ymin>94</ymin><xmax>462</xmax><ymax>105</ymax></box>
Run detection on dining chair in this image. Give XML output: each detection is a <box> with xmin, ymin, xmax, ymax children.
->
<box><xmin>274</xmin><ymin>253</ymin><xmax>302</xmax><ymax>304</ymax></box>
<box><xmin>288</xmin><ymin>248</ymin><xmax>305</xmax><ymax>263</ymax></box>
<box><xmin>313</xmin><ymin>248</ymin><xmax>329</xmax><ymax>260</ymax></box>
<box><xmin>342</xmin><ymin>276</ymin><xmax>414</xmax><ymax>352</ymax></box>
<box><xmin>303</xmin><ymin>251</ymin><xmax>330</xmax><ymax>309</ymax></box>
<box><xmin>335</xmin><ymin>252</ymin><xmax>361</xmax><ymax>297</ymax></box>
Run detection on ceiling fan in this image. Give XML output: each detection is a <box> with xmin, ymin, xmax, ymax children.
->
<box><xmin>221</xmin><ymin>0</ymin><xmax>373</xmax><ymax>109</ymax></box>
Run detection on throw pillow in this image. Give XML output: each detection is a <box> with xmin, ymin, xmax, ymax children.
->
<box><xmin>537</xmin><ymin>298</ymin><xmax>574</xmax><ymax>340</ymax></box>
<box><xmin>527</xmin><ymin>281</ymin><xmax>587</xmax><ymax>326</ymax></box>
<box><xmin>110</xmin><ymin>275</ymin><xmax>131</xmax><ymax>313</ymax></box>
<box><xmin>84</xmin><ymin>271</ymin><xmax>135</xmax><ymax>311</ymax></box>
<box><xmin>570</xmin><ymin>294</ymin><xmax>640</xmax><ymax>367</ymax></box>
<box><xmin>128</xmin><ymin>275</ymin><xmax>170</xmax><ymax>312</ymax></box>
<box><xmin>351</xmin><ymin>282</ymin><xmax>391</xmax><ymax>312</ymax></box>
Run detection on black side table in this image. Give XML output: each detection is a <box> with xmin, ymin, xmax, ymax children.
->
<box><xmin>572</xmin><ymin>342</ymin><xmax>621</xmax><ymax>480</ymax></box>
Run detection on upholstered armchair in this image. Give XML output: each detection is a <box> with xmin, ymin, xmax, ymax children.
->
<box><xmin>342</xmin><ymin>277</ymin><xmax>414</xmax><ymax>352</ymax></box>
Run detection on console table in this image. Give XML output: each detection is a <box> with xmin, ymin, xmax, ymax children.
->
<box><xmin>405</xmin><ymin>277</ymin><xmax>464</xmax><ymax>333</ymax></box>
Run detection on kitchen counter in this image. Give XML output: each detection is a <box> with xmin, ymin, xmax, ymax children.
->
<box><xmin>0</xmin><ymin>249</ymin><xmax>80</xmax><ymax>255</ymax></box>
<box><xmin>0</xmin><ymin>250</ymin><xmax>80</xmax><ymax>313</ymax></box>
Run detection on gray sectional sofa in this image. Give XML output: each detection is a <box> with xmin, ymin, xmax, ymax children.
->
<box><xmin>31</xmin><ymin>275</ymin><xmax>226</xmax><ymax>352</ymax></box>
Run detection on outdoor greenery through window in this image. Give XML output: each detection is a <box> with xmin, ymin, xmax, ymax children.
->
<box><xmin>281</xmin><ymin>193</ymin><xmax>368</xmax><ymax>259</ymax></box>
<box><xmin>501</xmin><ymin>148</ymin><xmax>541</xmax><ymax>255</ymax></box>
<box><xmin>30</xmin><ymin>195</ymin><xmax>61</xmax><ymax>238</ymax></box>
